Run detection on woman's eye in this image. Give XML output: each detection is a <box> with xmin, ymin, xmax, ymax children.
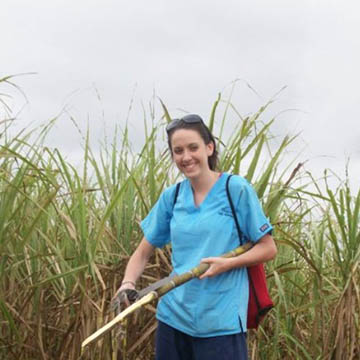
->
<box><xmin>189</xmin><ymin>146</ymin><xmax>198</xmax><ymax>151</ymax></box>
<box><xmin>174</xmin><ymin>149</ymin><xmax>183</xmax><ymax>154</ymax></box>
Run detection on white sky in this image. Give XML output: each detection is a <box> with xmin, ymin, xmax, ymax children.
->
<box><xmin>1</xmin><ymin>0</ymin><xmax>360</xmax><ymax>188</ymax></box>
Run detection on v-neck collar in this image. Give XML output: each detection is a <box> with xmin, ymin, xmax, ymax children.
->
<box><xmin>186</xmin><ymin>173</ymin><xmax>225</xmax><ymax>209</ymax></box>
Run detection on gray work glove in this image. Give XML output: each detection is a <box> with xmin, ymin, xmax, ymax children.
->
<box><xmin>111</xmin><ymin>288</ymin><xmax>139</xmax><ymax>314</ymax></box>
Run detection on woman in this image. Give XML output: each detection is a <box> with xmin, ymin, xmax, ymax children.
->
<box><xmin>116</xmin><ymin>114</ymin><xmax>277</xmax><ymax>360</ymax></box>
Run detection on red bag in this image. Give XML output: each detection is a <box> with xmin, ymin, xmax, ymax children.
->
<box><xmin>246</xmin><ymin>263</ymin><xmax>274</xmax><ymax>329</ymax></box>
<box><xmin>226</xmin><ymin>175</ymin><xmax>274</xmax><ymax>330</ymax></box>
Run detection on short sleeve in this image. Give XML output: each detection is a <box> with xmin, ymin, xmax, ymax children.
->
<box><xmin>140</xmin><ymin>185</ymin><xmax>177</xmax><ymax>248</ymax></box>
<box><xmin>230</xmin><ymin>176</ymin><xmax>273</xmax><ymax>243</ymax></box>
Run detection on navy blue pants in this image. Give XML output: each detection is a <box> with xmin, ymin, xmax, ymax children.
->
<box><xmin>155</xmin><ymin>321</ymin><xmax>248</xmax><ymax>360</ymax></box>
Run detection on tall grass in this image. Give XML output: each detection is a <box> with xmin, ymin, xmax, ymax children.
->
<box><xmin>0</xmin><ymin>77</ymin><xmax>359</xmax><ymax>359</ymax></box>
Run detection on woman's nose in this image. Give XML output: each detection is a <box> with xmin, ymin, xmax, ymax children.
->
<box><xmin>182</xmin><ymin>150</ymin><xmax>192</xmax><ymax>160</ymax></box>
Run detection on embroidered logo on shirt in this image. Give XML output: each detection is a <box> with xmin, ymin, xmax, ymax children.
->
<box><xmin>260</xmin><ymin>224</ymin><xmax>270</xmax><ymax>232</ymax></box>
<box><xmin>218</xmin><ymin>207</ymin><xmax>233</xmax><ymax>217</ymax></box>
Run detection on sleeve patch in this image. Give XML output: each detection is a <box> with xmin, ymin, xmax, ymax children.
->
<box><xmin>260</xmin><ymin>224</ymin><xmax>270</xmax><ymax>232</ymax></box>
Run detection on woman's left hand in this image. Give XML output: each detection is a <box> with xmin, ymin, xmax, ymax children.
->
<box><xmin>198</xmin><ymin>257</ymin><xmax>231</xmax><ymax>279</ymax></box>
<box><xmin>198</xmin><ymin>234</ymin><xmax>277</xmax><ymax>280</ymax></box>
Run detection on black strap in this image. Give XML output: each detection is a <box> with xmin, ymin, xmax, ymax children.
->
<box><xmin>173</xmin><ymin>182</ymin><xmax>181</xmax><ymax>207</ymax></box>
<box><xmin>226</xmin><ymin>175</ymin><xmax>244</xmax><ymax>245</ymax></box>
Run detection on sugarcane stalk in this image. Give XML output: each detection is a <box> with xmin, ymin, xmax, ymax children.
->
<box><xmin>81</xmin><ymin>242</ymin><xmax>253</xmax><ymax>350</ymax></box>
<box><xmin>81</xmin><ymin>291</ymin><xmax>158</xmax><ymax>350</ymax></box>
<box><xmin>156</xmin><ymin>242</ymin><xmax>253</xmax><ymax>296</ymax></box>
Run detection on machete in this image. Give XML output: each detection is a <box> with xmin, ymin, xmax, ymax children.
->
<box><xmin>136</xmin><ymin>273</ymin><xmax>177</xmax><ymax>298</ymax></box>
<box><xmin>81</xmin><ymin>242</ymin><xmax>253</xmax><ymax>350</ymax></box>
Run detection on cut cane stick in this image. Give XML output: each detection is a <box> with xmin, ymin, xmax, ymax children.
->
<box><xmin>81</xmin><ymin>291</ymin><xmax>158</xmax><ymax>350</ymax></box>
<box><xmin>81</xmin><ymin>242</ymin><xmax>252</xmax><ymax>350</ymax></box>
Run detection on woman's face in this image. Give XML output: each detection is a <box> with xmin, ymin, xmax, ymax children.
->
<box><xmin>170</xmin><ymin>128</ymin><xmax>214</xmax><ymax>179</ymax></box>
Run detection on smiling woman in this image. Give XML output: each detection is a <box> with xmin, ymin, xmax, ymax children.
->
<box><xmin>115</xmin><ymin>114</ymin><xmax>276</xmax><ymax>360</ymax></box>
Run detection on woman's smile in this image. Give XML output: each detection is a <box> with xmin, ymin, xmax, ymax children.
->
<box><xmin>182</xmin><ymin>161</ymin><xmax>197</xmax><ymax>171</ymax></box>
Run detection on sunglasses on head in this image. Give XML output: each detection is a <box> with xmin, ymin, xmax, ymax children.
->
<box><xmin>166</xmin><ymin>114</ymin><xmax>204</xmax><ymax>133</ymax></box>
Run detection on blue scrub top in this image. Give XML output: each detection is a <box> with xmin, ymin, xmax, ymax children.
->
<box><xmin>141</xmin><ymin>173</ymin><xmax>272</xmax><ymax>337</ymax></box>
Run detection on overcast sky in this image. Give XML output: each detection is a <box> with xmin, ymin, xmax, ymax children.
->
<box><xmin>1</xmin><ymin>0</ymin><xmax>360</xmax><ymax>188</ymax></box>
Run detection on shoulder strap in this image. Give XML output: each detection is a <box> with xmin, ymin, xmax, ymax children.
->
<box><xmin>173</xmin><ymin>182</ymin><xmax>181</xmax><ymax>207</ymax></box>
<box><xmin>226</xmin><ymin>175</ymin><xmax>244</xmax><ymax>245</ymax></box>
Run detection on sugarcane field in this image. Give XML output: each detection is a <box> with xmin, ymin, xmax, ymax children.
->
<box><xmin>1</xmin><ymin>73</ymin><xmax>359</xmax><ymax>360</ymax></box>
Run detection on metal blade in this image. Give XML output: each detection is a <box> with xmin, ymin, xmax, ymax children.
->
<box><xmin>137</xmin><ymin>274</ymin><xmax>177</xmax><ymax>299</ymax></box>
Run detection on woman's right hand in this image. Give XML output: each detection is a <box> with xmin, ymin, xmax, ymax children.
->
<box><xmin>112</xmin><ymin>282</ymin><xmax>139</xmax><ymax>312</ymax></box>
<box><xmin>111</xmin><ymin>238</ymin><xmax>155</xmax><ymax>313</ymax></box>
